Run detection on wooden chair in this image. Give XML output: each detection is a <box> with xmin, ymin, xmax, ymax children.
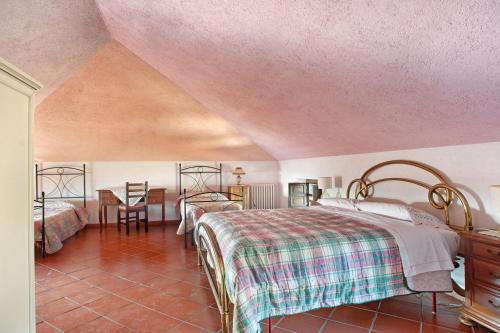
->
<box><xmin>117</xmin><ymin>182</ymin><xmax>149</xmax><ymax>235</ymax></box>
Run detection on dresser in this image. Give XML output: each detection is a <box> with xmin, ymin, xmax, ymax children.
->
<box><xmin>288</xmin><ymin>180</ymin><xmax>318</xmax><ymax>208</ymax></box>
<box><xmin>227</xmin><ymin>185</ymin><xmax>250</xmax><ymax>209</ymax></box>
<box><xmin>97</xmin><ymin>187</ymin><xmax>167</xmax><ymax>227</ymax></box>
<box><xmin>0</xmin><ymin>59</ymin><xmax>41</xmax><ymax>333</ymax></box>
<box><xmin>460</xmin><ymin>231</ymin><xmax>500</xmax><ymax>332</ymax></box>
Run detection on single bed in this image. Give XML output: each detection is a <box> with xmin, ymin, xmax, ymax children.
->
<box><xmin>34</xmin><ymin>164</ymin><xmax>89</xmax><ymax>257</ymax></box>
<box><xmin>195</xmin><ymin>160</ymin><xmax>473</xmax><ymax>333</ymax></box>
<box><xmin>176</xmin><ymin>163</ymin><xmax>243</xmax><ymax>248</ymax></box>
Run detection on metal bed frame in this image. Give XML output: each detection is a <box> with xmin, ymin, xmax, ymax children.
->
<box><xmin>196</xmin><ymin>160</ymin><xmax>474</xmax><ymax>333</ymax></box>
<box><xmin>34</xmin><ymin>164</ymin><xmax>87</xmax><ymax>257</ymax></box>
<box><xmin>178</xmin><ymin>163</ymin><xmax>243</xmax><ymax>248</ymax></box>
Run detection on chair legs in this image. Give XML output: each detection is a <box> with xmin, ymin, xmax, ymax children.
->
<box><xmin>117</xmin><ymin>208</ymin><xmax>148</xmax><ymax>235</ymax></box>
<box><xmin>117</xmin><ymin>209</ymin><xmax>121</xmax><ymax>232</ymax></box>
<box><xmin>125</xmin><ymin>211</ymin><xmax>130</xmax><ymax>236</ymax></box>
<box><xmin>136</xmin><ymin>212</ymin><xmax>140</xmax><ymax>231</ymax></box>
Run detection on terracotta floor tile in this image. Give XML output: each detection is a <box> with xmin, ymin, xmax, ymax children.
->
<box><xmin>167</xmin><ymin>323</ymin><xmax>211</xmax><ymax>332</ymax></box>
<box><xmin>187</xmin><ymin>307</ymin><xmax>223</xmax><ymax>332</ymax></box>
<box><xmin>422</xmin><ymin>323</ymin><xmax>470</xmax><ymax>332</ymax></box>
<box><xmin>372</xmin><ymin>313</ymin><xmax>420</xmax><ymax>333</ymax></box>
<box><xmin>379</xmin><ymin>299</ymin><xmax>422</xmax><ymax>321</ymax></box>
<box><xmin>305</xmin><ymin>307</ymin><xmax>334</xmax><ymax>319</ymax></box>
<box><xmin>67</xmin><ymin>287</ymin><xmax>109</xmax><ymax>305</ymax></box>
<box><xmin>117</xmin><ymin>285</ymin><xmax>158</xmax><ymax>302</ymax></box>
<box><xmin>36</xmin><ymin>298</ymin><xmax>80</xmax><ymax>320</ymax></box>
<box><xmin>83</xmin><ymin>272</ymin><xmax>119</xmax><ymax>287</ymax></box>
<box><xmin>145</xmin><ymin>276</ymin><xmax>180</xmax><ymax>291</ymax></box>
<box><xmin>330</xmin><ymin>306</ymin><xmax>376</xmax><ymax>328</ymax></box>
<box><xmin>278</xmin><ymin>313</ymin><xmax>325</xmax><ymax>333</ymax></box>
<box><xmin>350</xmin><ymin>300</ymin><xmax>380</xmax><ymax>311</ymax></box>
<box><xmin>51</xmin><ymin>280</ymin><xmax>93</xmax><ymax>297</ymax></box>
<box><xmin>322</xmin><ymin>321</ymin><xmax>369</xmax><ymax>333</ymax></box>
<box><xmin>107</xmin><ymin>303</ymin><xmax>181</xmax><ymax>333</ymax></box>
<box><xmin>36</xmin><ymin>322</ymin><xmax>60</xmax><ymax>333</ymax></box>
<box><xmin>70</xmin><ymin>267</ymin><xmax>104</xmax><ymax>280</ymax></box>
<box><xmin>158</xmin><ymin>298</ymin><xmax>208</xmax><ymax>321</ymax></box>
<box><xmin>68</xmin><ymin>316</ymin><xmax>124</xmax><ymax>333</ymax></box>
<box><xmin>48</xmin><ymin>306</ymin><xmax>100</xmax><ymax>331</ymax></box>
<box><xmin>422</xmin><ymin>309</ymin><xmax>472</xmax><ymax>332</ymax></box>
<box><xmin>124</xmin><ymin>270</ymin><xmax>161</xmax><ymax>284</ymax></box>
<box><xmin>137</xmin><ymin>292</ymin><xmax>179</xmax><ymax>313</ymax></box>
<box><xmin>98</xmin><ymin>277</ymin><xmax>137</xmax><ymax>293</ymax></box>
<box><xmin>36</xmin><ymin>289</ymin><xmax>64</xmax><ymax>306</ymax></box>
<box><xmin>86</xmin><ymin>294</ymin><xmax>131</xmax><ymax>315</ymax></box>
<box><xmin>39</xmin><ymin>274</ymin><xmax>79</xmax><ymax>289</ymax></box>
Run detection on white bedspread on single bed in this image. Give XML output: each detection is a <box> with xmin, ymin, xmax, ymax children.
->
<box><xmin>176</xmin><ymin>193</ymin><xmax>242</xmax><ymax>235</ymax></box>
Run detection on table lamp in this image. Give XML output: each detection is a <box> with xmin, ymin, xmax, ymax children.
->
<box><xmin>232</xmin><ymin>167</ymin><xmax>246</xmax><ymax>185</ymax></box>
<box><xmin>317</xmin><ymin>177</ymin><xmax>332</xmax><ymax>198</ymax></box>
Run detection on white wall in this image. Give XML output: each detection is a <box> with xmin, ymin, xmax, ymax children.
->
<box><xmin>40</xmin><ymin>161</ymin><xmax>280</xmax><ymax>223</ymax></box>
<box><xmin>279</xmin><ymin>142</ymin><xmax>500</xmax><ymax>229</ymax></box>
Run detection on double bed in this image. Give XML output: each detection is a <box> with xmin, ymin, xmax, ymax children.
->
<box><xmin>34</xmin><ymin>164</ymin><xmax>89</xmax><ymax>256</ymax></box>
<box><xmin>194</xmin><ymin>160</ymin><xmax>473</xmax><ymax>333</ymax></box>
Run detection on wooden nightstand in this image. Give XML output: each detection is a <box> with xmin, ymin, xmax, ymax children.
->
<box><xmin>227</xmin><ymin>185</ymin><xmax>250</xmax><ymax>209</ymax></box>
<box><xmin>460</xmin><ymin>231</ymin><xmax>500</xmax><ymax>332</ymax></box>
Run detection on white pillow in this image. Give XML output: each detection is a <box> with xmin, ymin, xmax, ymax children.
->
<box><xmin>356</xmin><ymin>201</ymin><xmax>412</xmax><ymax>221</ymax></box>
<box><xmin>317</xmin><ymin>198</ymin><xmax>358</xmax><ymax>210</ymax></box>
<box><xmin>406</xmin><ymin>207</ymin><xmax>447</xmax><ymax>228</ymax></box>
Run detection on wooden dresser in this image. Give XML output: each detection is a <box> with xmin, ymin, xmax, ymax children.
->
<box><xmin>460</xmin><ymin>231</ymin><xmax>500</xmax><ymax>332</ymax></box>
<box><xmin>227</xmin><ymin>185</ymin><xmax>250</xmax><ymax>209</ymax></box>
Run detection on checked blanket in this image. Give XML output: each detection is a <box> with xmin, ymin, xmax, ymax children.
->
<box><xmin>197</xmin><ymin>206</ymin><xmax>411</xmax><ymax>333</ymax></box>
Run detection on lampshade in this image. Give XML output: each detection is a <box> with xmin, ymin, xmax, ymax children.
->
<box><xmin>490</xmin><ymin>185</ymin><xmax>500</xmax><ymax>212</ymax></box>
<box><xmin>232</xmin><ymin>167</ymin><xmax>246</xmax><ymax>176</ymax></box>
<box><xmin>334</xmin><ymin>176</ymin><xmax>342</xmax><ymax>188</ymax></box>
<box><xmin>317</xmin><ymin>177</ymin><xmax>332</xmax><ymax>190</ymax></box>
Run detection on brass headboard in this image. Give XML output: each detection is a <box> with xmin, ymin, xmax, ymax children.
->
<box><xmin>346</xmin><ymin>160</ymin><xmax>473</xmax><ymax>231</ymax></box>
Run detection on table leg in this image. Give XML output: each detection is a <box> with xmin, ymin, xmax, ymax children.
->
<box><xmin>98</xmin><ymin>202</ymin><xmax>103</xmax><ymax>231</ymax></box>
<box><xmin>162</xmin><ymin>201</ymin><xmax>165</xmax><ymax>223</ymax></box>
<box><xmin>104</xmin><ymin>206</ymin><xmax>108</xmax><ymax>226</ymax></box>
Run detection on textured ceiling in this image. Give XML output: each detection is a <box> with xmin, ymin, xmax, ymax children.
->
<box><xmin>95</xmin><ymin>0</ymin><xmax>500</xmax><ymax>160</ymax></box>
<box><xmin>35</xmin><ymin>41</ymin><xmax>273</xmax><ymax>161</ymax></box>
<box><xmin>0</xmin><ymin>0</ymin><xmax>110</xmax><ymax>103</ymax></box>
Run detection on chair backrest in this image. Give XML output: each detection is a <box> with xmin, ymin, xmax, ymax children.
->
<box><xmin>125</xmin><ymin>181</ymin><xmax>149</xmax><ymax>207</ymax></box>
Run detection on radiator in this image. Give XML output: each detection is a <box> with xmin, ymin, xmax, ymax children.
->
<box><xmin>250</xmin><ymin>183</ymin><xmax>276</xmax><ymax>209</ymax></box>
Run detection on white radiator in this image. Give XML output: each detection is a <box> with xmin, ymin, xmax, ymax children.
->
<box><xmin>250</xmin><ymin>183</ymin><xmax>276</xmax><ymax>209</ymax></box>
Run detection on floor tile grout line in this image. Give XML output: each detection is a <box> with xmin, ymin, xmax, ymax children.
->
<box><xmin>316</xmin><ymin>307</ymin><xmax>336</xmax><ymax>333</ymax></box>
<box><xmin>367</xmin><ymin>300</ymin><xmax>381</xmax><ymax>333</ymax></box>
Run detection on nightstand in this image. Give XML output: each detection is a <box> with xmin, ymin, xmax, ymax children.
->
<box><xmin>460</xmin><ymin>231</ymin><xmax>500</xmax><ymax>332</ymax></box>
<box><xmin>227</xmin><ymin>185</ymin><xmax>250</xmax><ymax>209</ymax></box>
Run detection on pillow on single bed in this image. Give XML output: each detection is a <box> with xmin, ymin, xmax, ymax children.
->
<box><xmin>316</xmin><ymin>198</ymin><xmax>358</xmax><ymax>210</ymax></box>
<box><xmin>356</xmin><ymin>201</ymin><xmax>413</xmax><ymax>221</ymax></box>
<box><xmin>406</xmin><ymin>206</ymin><xmax>447</xmax><ymax>228</ymax></box>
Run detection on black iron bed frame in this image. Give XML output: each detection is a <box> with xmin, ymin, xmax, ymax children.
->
<box><xmin>34</xmin><ymin>164</ymin><xmax>87</xmax><ymax>257</ymax></box>
<box><xmin>178</xmin><ymin>163</ymin><xmax>243</xmax><ymax>248</ymax></box>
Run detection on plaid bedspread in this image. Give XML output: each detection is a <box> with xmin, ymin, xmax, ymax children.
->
<box><xmin>197</xmin><ymin>207</ymin><xmax>410</xmax><ymax>333</ymax></box>
<box><xmin>34</xmin><ymin>202</ymin><xmax>89</xmax><ymax>254</ymax></box>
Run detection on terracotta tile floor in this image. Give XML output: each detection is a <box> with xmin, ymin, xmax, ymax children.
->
<box><xmin>35</xmin><ymin>225</ymin><xmax>494</xmax><ymax>333</ymax></box>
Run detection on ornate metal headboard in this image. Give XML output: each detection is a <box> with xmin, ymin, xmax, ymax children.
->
<box><xmin>346</xmin><ymin>160</ymin><xmax>472</xmax><ymax>231</ymax></box>
<box><xmin>178</xmin><ymin>163</ymin><xmax>223</xmax><ymax>195</ymax></box>
<box><xmin>35</xmin><ymin>164</ymin><xmax>87</xmax><ymax>207</ymax></box>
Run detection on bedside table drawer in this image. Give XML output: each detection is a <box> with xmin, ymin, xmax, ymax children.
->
<box><xmin>473</xmin><ymin>286</ymin><xmax>500</xmax><ymax>315</ymax></box>
<box><xmin>473</xmin><ymin>258</ymin><xmax>500</xmax><ymax>288</ymax></box>
<box><xmin>472</xmin><ymin>242</ymin><xmax>500</xmax><ymax>262</ymax></box>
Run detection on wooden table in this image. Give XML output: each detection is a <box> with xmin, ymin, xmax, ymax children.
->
<box><xmin>96</xmin><ymin>187</ymin><xmax>167</xmax><ymax>228</ymax></box>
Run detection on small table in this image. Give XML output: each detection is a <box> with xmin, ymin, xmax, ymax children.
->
<box><xmin>96</xmin><ymin>187</ymin><xmax>167</xmax><ymax>228</ymax></box>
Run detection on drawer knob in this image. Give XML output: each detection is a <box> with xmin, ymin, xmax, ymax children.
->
<box><xmin>488</xmin><ymin>299</ymin><xmax>500</xmax><ymax>308</ymax></box>
<box><xmin>486</xmin><ymin>248</ymin><xmax>500</xmax><ymax>256</ymax></box>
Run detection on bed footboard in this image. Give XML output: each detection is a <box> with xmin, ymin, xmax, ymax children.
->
<box><xmin>196</xmin><ymin>221</ymin><xmax>231</xmax><ymax>333</ymax></box>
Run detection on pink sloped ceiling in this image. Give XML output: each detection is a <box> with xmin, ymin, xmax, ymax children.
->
<box><xmin>0</xmin><ymin>0</ymin><xmax>110</xmax><ymax>103</ymax></box>
<box><xmin>34</xmin><ymin>41</ymin><xmax>274</xmax><ymax>161</ymax></box>
<box><xmin>95</xmin><ymin>1</ymin><xmax>500</xmax><ymax>160</ymax></box>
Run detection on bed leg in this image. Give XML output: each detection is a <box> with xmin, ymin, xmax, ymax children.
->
<box><xmin>268</xmin><ymin>318</ymin><xmax>272</xmax><ymax>333</ymax></box>
<box><xmin>432</xmin><ymin>292</ymin><xmax>437</xmax><ymax>314</ymax></box>
<box><xmin>221</xmin><ymin>311</ymin><xmax>230</xmax><ymax>333</ymax></box>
